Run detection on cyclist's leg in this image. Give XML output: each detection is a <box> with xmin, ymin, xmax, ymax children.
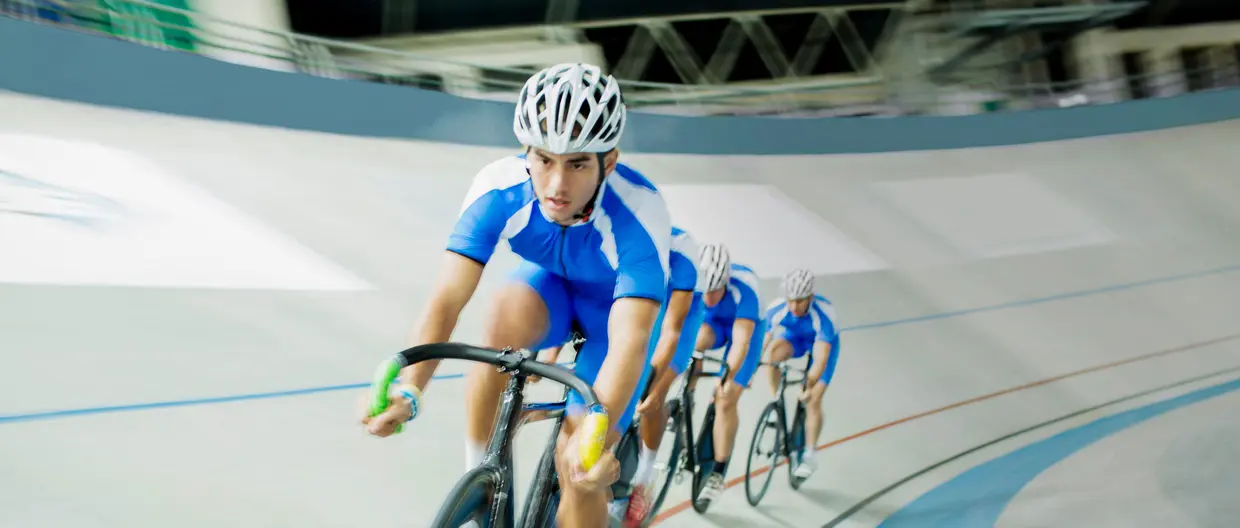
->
<box><xmin>799</xmin><ymin>339</ymin><xmax>839</xmax><ymax>475</ymax></box>
<box><xmin>464</xmin><ymin>260</ymin><xmax>571</xmax><ymax>470</ymax></box>
<box><xmin>763</xmin><ymin>330</ymin><xmax>797</xmax><ymax>397</ymax></box>
<box><xmin>713</xmin><ymin>319</ymin><xmax>765</xmax><ymax>470</ymax></box>
<box><xmin>555</xmin><ymin>296</ymin><xmax>655</xmax><ymax>526</ymax></box>
<box><xmin>690</xmin><ymin>317</ymin><xmax>726</xmax><ymax>392</ymax></box>
<box><xmin>640</xmin><ymin>292</ymin><xmax>705</xmax><ymax>452</ymax></box>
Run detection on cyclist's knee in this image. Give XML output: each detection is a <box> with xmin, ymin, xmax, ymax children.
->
<box><xmin>767</xmin><ymin>339</ymin><xmax>793</xmax><ymax>362</ymax></box>
<box><xmin>807</xmin><ymin>383</ymin><xmax>828</xmax><ymax>407</ymax></box>
<box><xmin>483</xmin><ymin>283</ymin><xmax>549</xmax><ymax>348</ymax></box>
<box><xmin>694</xmin><ymin>323</ymin><xmax>715</xmax><ymax>351</ymax></box>
<box><xmin>717</xmin><ymin>383</ymin><xmax>743</xmax><ymax>412</ymax></box>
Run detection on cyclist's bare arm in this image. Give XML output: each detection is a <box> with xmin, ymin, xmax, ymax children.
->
<box><xmin>725</xmin><ymin>318</ymin><xmax>757</xmax><ymax>381</ymax></box>
<box><xmin>649</xmin><ymin>289</ymin><xmax>693</xmax><ymax>374</ymax></box>
<box><xmin>399</xmin><ymin>251</ymin><xmax>484</xmax><ymax>392</ymax></box>
<box><xmin>592</xmin><ymin>296</ymin><xmax>661</xmax><ymax>446</ymax></box>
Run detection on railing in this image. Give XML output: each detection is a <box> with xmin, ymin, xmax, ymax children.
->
<box><xmin>3</xmin><ymin>0</ymin><xmax>1238</xmax><ymax>117</ymax></box>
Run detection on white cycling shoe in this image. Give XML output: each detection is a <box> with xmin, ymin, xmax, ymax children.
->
<box><xmin>793</xmin><ymin>454</ymin><xmax>817</xmax><ymax>479</ymax></box>
<box><xmin>696</xmin><ymin>472</ymin><xmax>725</xmax><ymax>503</ymax></box>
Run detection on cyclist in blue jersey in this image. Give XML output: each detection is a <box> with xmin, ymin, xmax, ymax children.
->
<box><xmin>359</xmin><ymin>63</ymin><xmax>673</xmax><ymax>527</ymax></box>
<box><xmin>623</xmin><ymin>226</ymin><xmax>706</xmax><ymax>525</ymax></box>
<box><xmin>693</xmin><ymin>243</ymin><xmax>766</xmax><ymax>504</ymax></box>
<box><xmin>760</xmin><ymin>268</ymin><xmax>840</xmax><ymax>479</ymax></box>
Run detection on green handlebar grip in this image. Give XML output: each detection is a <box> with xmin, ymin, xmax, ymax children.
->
<box><xmin>369</xmin><ymin>358</ymin><xmax>405</xmax><ymax>434</ymax></box>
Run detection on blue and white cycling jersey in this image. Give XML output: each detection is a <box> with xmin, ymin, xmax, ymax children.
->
<box><xmin>668</xmin><ymin>226</ymin><xmax>700</xmax><ymax>293</ymax></box>
<box><xmin>763</xmin><ymin>294</ymin><xmax>840</xmax><ymax>356</ymax></box>
<box><xmin>701</xmin><ymin>263</ymin><xmax>765</xmax><ymax>387</ymax></box>
<box><xmin>445</xmin><ymin>154</ymin><xmax>672</xmax><ymax>432</ymax></box>
<box><xmin>703</xmin><ymin>263</ymin><xmax>762</xmax><ymax>328</ymax></box>
<box><xmin>447</xmin><ymin>154</ymin><xmax>671</xmax><ymax>303</ymax></box>
<box><xmin>652</xmin><ymin>226</ymin><xmax>706</xmax><ymax>375</ymax></box>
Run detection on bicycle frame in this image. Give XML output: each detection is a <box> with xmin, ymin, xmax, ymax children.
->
<box><xmin>437</xmin><ymin>371</ymin><xmax>572</xmax><ymax>527</ymax></box>
<box><xmin>765</xmin><ymin>360</ymin><xmax>810</xmax><ymax>475</ymax></box>
<box><xmin>657</xmin><ymin>350</ymin><xmax>728</xmax><ymax>505</ymax></box>
<box><xmin>369</xmin><ymin>343</ymin><xmax>604</xmax><ymax>528</ymax></box>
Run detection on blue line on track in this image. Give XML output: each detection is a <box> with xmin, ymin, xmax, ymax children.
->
<box><xmin>876</xmin><ymin>375</ymin><xmax>1240</xmax><ymax>528</ymax></box>
<box><xmin>2</xmin><ymin>262</ymin><xmax>1238</xmax><ymax>425</ymax></box>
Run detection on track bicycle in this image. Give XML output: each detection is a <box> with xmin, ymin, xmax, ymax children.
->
<box><xmin>367</xmin><ymin>342</ymin><xmax>610</xmax><ymax>528</ymax></box>
<box><xmin>518</xmin><ymin>332</ymin><xmax>661</xmax><ymax>527</ymax></box>
<box><xmin>743</xmin><ymin>358</ymin><xmax>811</xmax><ymax>506</ymax></box>
<box><xmin>645</xmin><ymin>349</ymin><xmax>732</xmax><ymax>516</ymax></box>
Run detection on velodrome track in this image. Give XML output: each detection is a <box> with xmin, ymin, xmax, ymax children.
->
<box><xmin>4</xmin><ymin>21</ymin><xmax>1240</xmax><ymax>527</ymax></box>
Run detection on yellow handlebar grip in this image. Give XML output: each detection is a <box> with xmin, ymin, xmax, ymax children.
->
<box><xmin>578</xmin><ymin>410</ymin><xmax>609</xmax><ymax>471</ymax></box>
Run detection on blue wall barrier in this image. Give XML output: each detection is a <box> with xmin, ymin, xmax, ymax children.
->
<box><xmin>2</xmin><ymin>16</ymin><xmax>1239</xmax><ymax>155</ymax></box>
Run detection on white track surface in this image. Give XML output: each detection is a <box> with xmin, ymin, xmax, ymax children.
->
<box><xmin>4</xmin><ymin>92</ymin><xmax>1240</xmax><ymax>528</ymax></box>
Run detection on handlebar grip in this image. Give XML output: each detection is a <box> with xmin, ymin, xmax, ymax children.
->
<box><xmin>577</xmin><ymin>403</ymin><xmax>610</xmax><ymax>471</ymax></box>
<box><xmin>368</xmin><ymin>357</ymin><xmax>406</xmax><ymax>434</ymax></box>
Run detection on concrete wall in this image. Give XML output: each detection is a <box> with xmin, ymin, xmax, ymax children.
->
<box><xmin>4</xmin><ymin>15</ymin><xmax>1240</xmax><ymax>155</ymax></box>
<box><xmin>3</xmin><ymin>15</ymin><xmax>1240</xmax><ymax>528</ymax></box>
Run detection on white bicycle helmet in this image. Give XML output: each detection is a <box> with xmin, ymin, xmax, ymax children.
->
<box><xmin>782</xmin><ymin>268</ymin><xmax>815</xmax><ymax>300</ymax></box>
<box><xmin>513</xmin><ymin>63</ymin><xmax>627</xmax><ymax>154</ymax></box>
<box><xmin>699</xmin><ymin>243</ymin><xmax>732</xmax><ymax>292</ymax></box>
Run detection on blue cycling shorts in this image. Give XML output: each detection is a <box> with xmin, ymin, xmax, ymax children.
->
<box><xmin>703</xmin><ymin>316</ymin><xmax>766</xmax><ymax>388</ymax></box>
<box><xmin>511</xmin><ymin>260</ymin><xmax>653</xmax><ymax>433</ymax></box>
<box><xmin>769</xmin><ymin>325</ymin><xmax>815</xmax><ymax>360</ymax></box>
<box><xmin>805</xmin><ymin>339</ymin><xmax>840</xmax><ymax>386</ymax></box>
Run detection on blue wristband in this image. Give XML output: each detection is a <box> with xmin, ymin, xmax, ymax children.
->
<box><xmin>399</xmin><ymin>388</ymin><xmax>421</xmax><ymax>422</ymax></box>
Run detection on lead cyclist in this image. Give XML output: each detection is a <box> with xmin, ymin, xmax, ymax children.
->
<box><xmin>359</xmin><ymin>63</ymin><xmax>673</xmax><ymax>528</ymax></box>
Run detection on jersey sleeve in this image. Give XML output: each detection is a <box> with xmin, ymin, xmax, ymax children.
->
<box><xmin>731</xmin><ymin>266</ymin><xmax>762</xmax><ymax>321</ymax></box>
<box><xmin>812</xmin><ymin>299</ymin><xmax>840</xmax><ymax>343</ymax></box>
<box><xmin>668</xmin><ymin>229</ymin><xmax>701</xmax><ymax>292</ymax></box>
<box><xmin>609</xmin><ymin>184</ymin><xmax>672</xmax><ymax>302</ymax></box>
<box><xmin>762</xmin><ymin>299</ymin><xmax>784</xmax><ymax>328</ymax></box>
<box><xmin>445</xmin><ymin>159</ymin><xmax>531</xmax><ymax>265</ymax></box>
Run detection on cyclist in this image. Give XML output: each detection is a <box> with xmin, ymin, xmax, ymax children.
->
<box><xmin>623</xmin><ymin>226</ymin><xmax>707</xmax><ymax>525</ymax></box>
<box><xmin>759</xmin><ymin>268</ymin><xmax>840</xmax><ymax>479</ymax></box>
<box><xmin>693</xmin><ymin>243</ymin><xmax>766</xmax><ymax>504</ymax></box>
<box><xmin>359</xmin><ymin>62</ymin><xmax>672</xmax><ymax>528</ymax></box>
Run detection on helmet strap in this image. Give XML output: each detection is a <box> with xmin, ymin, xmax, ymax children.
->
<box><xmin>571</xmin><ymin>152</ymin><xmax>608</xmax><ymax>222</ymax></box>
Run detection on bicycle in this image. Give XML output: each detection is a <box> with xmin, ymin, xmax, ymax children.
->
<box><xmin>644</xmin><ymin>350</ymin><xmax>731</xmax><ymax>517</ymax></box>
<box><xmin>515</xmin><ymin>332</ymin><xmax>658</xmax><ymax>527</ymax></box>
<box><xmin>367</xmin><ymin>342</ymin><xmax>610</xmax><ymax>527</ymax></box>
<box><xmin>743</xmin><ymin>358</ymin><xmax>811</xmax><ymax>506</ymax></box>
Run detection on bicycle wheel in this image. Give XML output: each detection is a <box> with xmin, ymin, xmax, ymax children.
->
<box><xmin>744</xmin><ymin>402</ymin><xmax>785</xmax><ymax>506</ymax></box>
<box><xmin>691</xmin><ymin>402</ymin><xmax>717</xmax><ymax>514</ymax></box>
<box><xmin>646</xmin><ymin>398</ymin><xmax>686</xmax><ymax>524</ymax></box>
<box><xmin>431</xmin><ymin>464</ymin><xmax>506</xmax><ymax>527</ymax></box>
<box><xmin>788</xmin><ymin>403</ymin><xmax>808</xmax><ymax>490</ymax></box>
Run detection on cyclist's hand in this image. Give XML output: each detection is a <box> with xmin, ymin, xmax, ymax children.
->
<box><xmin>798</xmin><ymin>390</ymin><xmax>810</xmax><ymax>403</ymax></box>
<box><xmin>636</xmin><ymin>386</ymin><xmax>665</xmax><ymax>414</ymax></box>
<box><xmin>357</xmin><ymin>392</ymin><xmax>411</xmax><ymax>438</ymax></box>
<box><xmin>635</xmin><ymin>395</ymin><xmax>653</xmax><ymax>414</ymax></box>
<box><xmin>558</xmin><ymin>429</ymin><xmax>619</xmax><ymax>493</ymax></box>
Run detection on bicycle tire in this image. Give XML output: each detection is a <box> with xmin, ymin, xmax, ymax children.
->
<box><xmin>788</xmin><ymin>403</ymin><xmax>808</xmax><ymax>490</ymax></box>
<box><xmin>431</xmin><ymin>464</ymin><xmax>506</xmax><ymax>528</ymax></box>
<box><xmin>691</xmin><ymin>402</ymin><xmax>717</xmax><ymax>514</ymax></box>
<box><xmin>745</xmin><ymin>402</ymin><xmax>784</xmax><ymax>506</ymax></box>
<box><xmin>645</xmin><ymin>397</ymin><xmax>685</xmax><ymax>525</ymax></box>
